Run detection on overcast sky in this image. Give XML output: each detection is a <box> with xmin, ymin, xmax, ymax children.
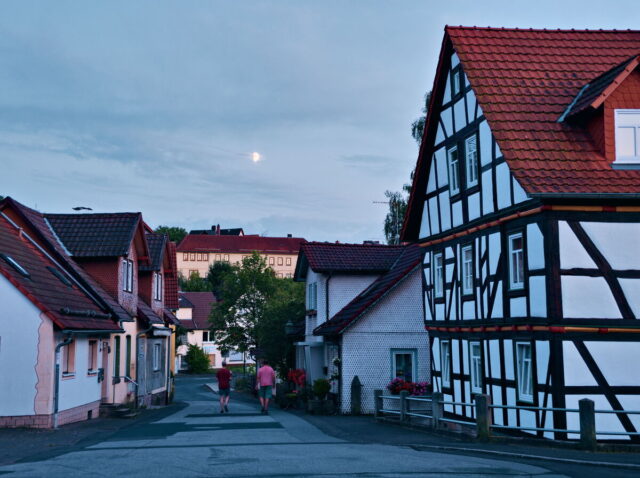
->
<box><xmin>1</xmin><ymin>1</ymin><xmax>639</xmax><ymax>243</ymax></box>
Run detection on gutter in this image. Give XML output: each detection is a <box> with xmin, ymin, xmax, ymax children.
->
<box><xmin>53</xmin><ymin>333</ymin><xmax>73</xmax><ymax>428</ymax></box>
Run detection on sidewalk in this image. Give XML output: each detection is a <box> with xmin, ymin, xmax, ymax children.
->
<box><xmin>0</xmin><ymin>403</ymin><xmax>185</xmax><ymax>466</ymax></box>
<box><xmin>291</xmin><ymin>410</ymin><xmax>640</xmax><ymax>471</ymax></box>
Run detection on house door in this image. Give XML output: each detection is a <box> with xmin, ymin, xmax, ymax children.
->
<box><xmin>101</xmin><ymin>340</ymin><xmax>110</xmax><ymax>402</ymax></box>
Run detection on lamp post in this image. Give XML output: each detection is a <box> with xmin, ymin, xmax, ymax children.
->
<box><xmin>285</xmin><ymin>319</ymin><xmax>296</xmax><ymax>336</ymax></box>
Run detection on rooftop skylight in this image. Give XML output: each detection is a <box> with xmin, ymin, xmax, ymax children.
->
<box><xmin>0</xmin><ymin>253</ymin><xmax>31</xmax><ymax>279</ymax></box>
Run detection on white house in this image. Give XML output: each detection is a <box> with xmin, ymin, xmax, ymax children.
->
<box><xmin>314</xmin><ymin>244</ymin><xmax>428</xmax><ymax>413</ymax></box>
<box><xmin>402</xmin><ymin>26</ymin><xmax>640</xmax><ymax>440</ymax></box>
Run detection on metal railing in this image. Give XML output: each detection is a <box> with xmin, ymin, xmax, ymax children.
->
<box><xmin>373</xmin><ymin>390</ymin><xmax>640</xmax><ymax>447</ymax></box>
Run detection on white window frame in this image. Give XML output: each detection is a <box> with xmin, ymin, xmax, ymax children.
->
<box><xmin>461</xmin><ymin>245</ymin><xmax>473</xmax><ymax>295</ymax></box>
<box><xmin>154</xmin><ymin>272</ymin><xmax>163</xmax><ymax>301</ymax></box>
<box><xmin>440</xmin><ymin>340</ymin><xmax>451</xmax><ymax>388</ymax></box>
<box><xmin>465</xmin><ymin>134</ymin><xmax>478</xmax><ymax>187</ymax></box>
<box><xmin>469</xmin><ymin>341</ymin><xmax>483</xmax><ymax>394</ymax></box>
<box><xmin>447</xmin><ymin>146</ymin><xmax>460</xmax><ymax>195</ymax></box>
<box><xmin>307</xmin><ymin>282</ymin><xmax>317</xmax><ymax>310</ymax></box>
<box><xmin>614</xmin><ymin>109</ymin><xmax>640</xmax><ymax>164</ymax></box>
<box><xmin>508</xmin><ymin>233</ymin><xmax>525</xmax><ymax>290</ymax></box>
<box><xmin>391</xmin><ymin>349</ymin><xmax>417</xmax><ymax>382</ymax></box>
<box><xmin>202</xmin><ymin>330</ymin><xmax>211</xmax><ymax>342</ymax></box>
<box><xmin>433</xmin><ymin>253</ymin><xmax>444</xmax><ymax>298</ymax></box>
<box><xmin>451</xmin><ymin>69</ymin><xmax>461</xmax><ymax>97</ymax></box>
<box><xmin>122</xmin><ymin>259</ymin><xmax>133</xmax><ymax>292</ymax></box>
<box><xmin>516</xmin><ymin>342</ymin><xmax>534</xmax><ymax>403</ymax></box>
<box><xmin>153</xmin><ymin>343</ymin><xmax>161</xmax><ymax>371</ymax></box>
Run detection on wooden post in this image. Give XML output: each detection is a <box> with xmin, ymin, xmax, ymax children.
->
<box><xmin>400</xmin><ymin>390</ymin><xmax>409</xmax><ymax>421</ymax></box>
<box><xmin>350</xmin><ymin>376</ymin><xmax>362</xmax><ymax>415</ymax></box>
<box><xmin>579</xmin><ymin>398</ymin><xmax>597</xmax><ymax>451</ymax></box>
<box><xmin>374</xmin><ymin>389</ymin><xmax>383</xmax><ymax>418</ymax></box>
<box><xmin>431</xmin><ymin>392</ymin><xmax>443</xmax><ymax>430</ymax></box>
<box><xmin>475</xmin><ymin>394</ymin><xmax>491</xmax><ymax>441</ymax></box>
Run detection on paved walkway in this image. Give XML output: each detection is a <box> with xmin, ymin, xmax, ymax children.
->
<box><xmin>0</xmin><ymin>376</ymin><xmax>568</xmax><ymax>477</ymax></box>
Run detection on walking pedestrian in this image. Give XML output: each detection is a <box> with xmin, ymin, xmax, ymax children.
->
<box><xmin>216</xmin><ymin>361</ymin><xmax>232</xmax><ymax>413</ymax></box>
<box><xmin>256</xmin><ymin>359</ymin><xmax>276</xmax><ymax>414</ymax></box>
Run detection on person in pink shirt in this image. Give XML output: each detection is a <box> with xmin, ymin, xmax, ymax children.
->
<box><xmin>256</xmin><ymin>360</ymin><xmax>276</xmax><ymax>414</ymax></box>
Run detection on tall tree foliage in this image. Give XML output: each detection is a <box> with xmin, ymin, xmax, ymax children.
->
<box><xmin>383</xmin><ymin>190</ymin><xmax>407</xmax><ymax>245</ymax></box>
<box><xmin>155</xmin><ymin>225</ymin><xmax>188</xmax><ymax>243</ymax></box>
<box><xmin>178</xmin><ymin>271</ymin><xmax>211</xmax><ymax>292</ymax></box>
<box><xmin>410</xmin><ymin>91</ymin><xmax>432</xmax><ymax>145</ymax></box>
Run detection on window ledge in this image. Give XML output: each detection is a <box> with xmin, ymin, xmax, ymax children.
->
<box><xmin>87</xmin><ymin>371</ymin><xmax>98</xmax><ymax>377</ymax></box>
<box><xmin>62</xmin><ymin>373</ymin><xmax>76</xmax><ymax>380</ymax></box>
<box><xmin>612</xmin><ymin>161</ymin><xmax>640</xmax><ymax>170</ymax></box>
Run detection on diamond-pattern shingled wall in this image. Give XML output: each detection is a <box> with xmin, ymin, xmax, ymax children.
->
<box><xmin>446</xmin><ymin>27</ymin><xmax>640</xmax><ymax>194</ymax></box>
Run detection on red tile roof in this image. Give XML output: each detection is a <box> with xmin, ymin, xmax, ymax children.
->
<box><xmin>314</xmin><ymin>244</ymin><xmax>423</xmax><ymax>336</ymax></box>
<box><xmin>447</xmin><ymin>27</ymin><xmax>640</xmax><ymax>195</ymax></box>
<box><xmin>140</xmin><ymin>233</ymin><xmax>167</xmax><ymax>272</ymax></box>
<box><xmin>178</xmin><ymin>291</ymin><xmax>217</xmax><ymax>330</ymax></box>
<box><xmin>4</xmin><ymin>198</ymin><xmax>132</xmax><ymax>323</ymax></box>
<box><xmin>0</xmin><ymin>205</ymin><xmax>120</xmax><ymax>331</ymax></box>
<box><xmin>45</xmin><ymin>213</ymin><xmax>143</xmax><ymax>257</ymax></box>
<box><xmin>403</xmin><ymin>27</ymin><xmax>640</xmax><ymax>240</ymax></box>
<box><xmin>137</xmin><ymin>299</ymin><xmax>164</xmax><ymax>326</ymax></box>
<box><xmin>177</xmin><ymin>234</ymin><xmax>306</xmax><ymax>255</ymax></box>
<box><xmin>295</xmin><ymin>242</ymin><xmax>405</xmax><ymax>278</ymax></box>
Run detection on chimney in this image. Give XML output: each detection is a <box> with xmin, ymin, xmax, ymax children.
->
<box><xmin>216</xmin><ymin>224</ymin><xmax>221</xmax><ymax>235</ymax></box>
<box><xmin>287</xmin><ymin>233</ymin><xmax>292</xmax><ymax>238</ymax></box>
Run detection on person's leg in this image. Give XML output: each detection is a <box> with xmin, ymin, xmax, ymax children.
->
<box><xmin>224</xmin><ymin>393</ymin><xmax>230</xmax><ymax>412</ymax></box>
<box><xmin>219</xmin><ymin>394</ymin><xmax>225</xmax><ymax>413</ymax></box>
<box><xmin>264</xmin><ymin>386</ymin><xmax>272</xmax><ymax>413</ymax></box>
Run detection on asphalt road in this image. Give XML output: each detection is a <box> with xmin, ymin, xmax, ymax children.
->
<box><xmin>0</xmin><ymin>376</ymin><xmax>638</xmax><ymax>477</ymax></box>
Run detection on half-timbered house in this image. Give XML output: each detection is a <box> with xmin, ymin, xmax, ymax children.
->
<box><xmin>402</xmin><ymin>27</ymin><xmax>640</xmax><ymax>440</ymax></box>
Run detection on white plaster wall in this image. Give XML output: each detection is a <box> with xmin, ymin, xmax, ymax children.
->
<box><xmin>496</xmin><ymin>163</ymin><xmax>512</xmax><ymax>210</ymax></box>
<box><xmin>0</xmin><ymin>276</ymin><xmax>41</xmax><ymax>416</ymax></box>
<box><xmin>562</xmin><ymin>276</ymin><xmax>621</xmax><ymax>319</ymax></box>
<box><xmin>559</xmin><ymin>221</ymin><xmax>596</xmax><ymax>269</ymax></box>
<box><xmin>582</xmin><ymin>222</ymin><xmax>640</xmax><ymax>269</ymax></box>
<box><xmin>58</xmin><ymin>335</ymin><xmax>103</xmax><ymax>411</ymax></box>
<box><xmin>340</xmin><ymin>269</ymin><xmax>428</xmax><ymax>413</ymax></box>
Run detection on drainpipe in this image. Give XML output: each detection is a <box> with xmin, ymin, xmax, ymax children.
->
<box><xmin>165</xmin><ymin>327</ymin><xmax>173</xmax><ymax>405</ymax></box>
<box><xmin>53</xmin><ymin>333</ymin><xmax>73</xmax><ymax>429</ymax></box>
<box><xmin>324</xmin><ymin>274</ymin><xmax>332</xmax><ymax>380</ymax></box>
<box><xmin>135</xmin><ymin>325</ymin><xmax>154</xmax><ymax>407</ymax></box>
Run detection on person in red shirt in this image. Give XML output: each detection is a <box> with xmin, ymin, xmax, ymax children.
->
<box><xmin>216</xmin><ymin>361</ymin><xmax>232</xmax><ymax>413</ymax></box>
<box><xmin>256</xmin><ymin>360</ymin><xmax>276</xmax><ymax>414</ymax></box>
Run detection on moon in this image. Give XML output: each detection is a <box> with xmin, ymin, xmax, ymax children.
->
<box><xmin>251</xmin><ymin>152</ymin><xmax>261</xmax><ymax>163</ymax></box>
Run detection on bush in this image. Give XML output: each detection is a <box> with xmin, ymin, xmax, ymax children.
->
<box><xmin>185</xmin><ymin>344</ymin><xmax>211</xmax><ymax>374</ymax></box>
<box><xmin>313</xmin><ymin>379</ymin><xmax>331</xmax><ymax>400</ymax></box>
<box><xmin>387</xmin><ymin>378</ymin><xmax>430</xmax><ymax>396</ymax></box>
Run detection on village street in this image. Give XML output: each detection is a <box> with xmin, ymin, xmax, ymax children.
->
<box><xmin>1</xmin><ymin>376</ymin><xmax>639</xmax><ymax>477</ymax></box>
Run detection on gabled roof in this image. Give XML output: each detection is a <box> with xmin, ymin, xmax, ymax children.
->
<box><xmin>294</xmin><ymin>242</ymin><xmax>405</xmax><ymax>280</ymax></box>
<box><xmin>140</xmin><ymin>233</ymin><xmax>167</xmax><ymax>272</ymax></box>
<box><xmin>563</xmin><ymin>55</ymin><xmax>640</xmax><ymax>119</ymax></box>
<box><xmin>137</xmin><ymin>299</ymin><xmax>164</xmax><ymax>326</ymax></box>
<box><xmin>403</xmin><ymin>27</ymin><xmax>640</xmax><ymax>240</ymax></box>
<box><xmin>2</xmin><ymin>198</ymin><xmax>132</xmax><ymax>323</ymax></box>
<box><xmin>178</xmin><ymin>291</ymin><xmax>217</xmax><ymax>329</ymax></box>
<box><xmin>177</xmin><ymin>234</ymin><xmax>305</xmax><ymax>255</ymax></box>
<box><xmin>0</xmin><ymin>202</ymin><xmax>121</xmax><ymax>331</ymax></box>
<box><xmin>314</xmin><ymin>245</ymin><xmax>422</xmax><ymax>336</ymax></box>
<box><xmin>45</xmin><ymin>212</ymin><xmax>147</xmax><ymax>258</ymax></box>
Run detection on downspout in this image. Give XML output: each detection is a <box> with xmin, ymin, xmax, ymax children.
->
<box><xmin>135</xmin><ymin>325</ymin><xmax>154</xmax><ymax>407</ymax></box>
<box><xmin>53</xmin><ymin>333</ymin><xmax>73</xmax><ymax>429</ymax></box>
<box><xmin>324</xmin><ymin>273</ymin><xmax>332</xmax><ymax>380</ymax></box>
<box><xmin>165</xmin><ymin>326</ymin><xmax>173</xmax><ymax>405</ymax></box>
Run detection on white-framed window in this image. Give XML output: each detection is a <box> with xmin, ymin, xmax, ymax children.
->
<box><xmin>508</xmin><ymin>233</ymin><xmax>525</xmax><ymax>290</ymax></box>
<box><xmin>286</xmin><ymin>257</ymin><xmax>292</xmax><ymax>266</ymax></box>
<box><xmin>215</xmin><ymin>254</ymin><xmax>221</xmax><ymax>262</ymax></box>
<box><xmin>451</xmin><ymin>69</ymin><xmax>461</xmax><ymax>97</ymax></box>
<box><xmin>461</xmin><ymin>245</ymin><xmax>473</xmax><ymax>295</ymax></box>
<box><xmin>392</xmin><ymin>349</ymin><xmax>416</xmax><ymax>382</ymax></box>
<box><xmin>434</xmin><ymin>253</ymin><xmax>444</xmax><ymax>298</ymax></box>
<box><xmin>122</xmin><ymin>259</ymin><xmax>133</xmax><ymax>292</ymax></box>
<box><xmin>447</xmin><ymin>146</ymin><xmax>460</xmax><ymax>194</ymax></box>
<box><xmin>190</xmin><ymin>253</ymin><xmax>196</xmax><ymax>261</ymax></box>
<box><xmin>183</xmin><ymin>253</ymin><xmax>189</xmax><ymax>261</ymax></box>
<box><xmin>440</xmin><ymin>340</ymin><xmax>451</xmax><ymax>388</ymax></box>
<box><xmin>202</xmin><ymin>330</ymin><xmax>211</xmax><ymax>342</ymax></box>
<box><xmin>153</xmin><ymin>272</ymin><xmax>163</xmax><ymax>301</ymax></box>
<box><xmin>277</xmin><ymin>257</ymin><xmax>283</xmax><ymax>266</ymax></box>
<box><xmin>269</xmin><ymin>257</ymin><xmax>275</xmax><ymax>265</ymax></box>
<box><xmin>87</xmin><ymin>339</ymin><xmax>98</xmax><ymax>374</ymax></box>
<box><xmin>469</xmin><ymin>341</ymin><xmax>483</xmax><ymax>394</ymax></box>
<box><xmin>614</xmin><ymin>109</ymin><xmax>640</xmax><ymax>163</ymax></box>
<box><xmin>153</xmin><ymin>343</ymin><xmax>161</xmax><ymax>371</ymax></box>
<box><xmin>465</xmin><ymin>134</ymin><xmax>478</xmax><ymax>187</ymax></box>
<box><xmin>197</xmin><ymin>253</ymin><xmax>202</xmax><ymax>261</ymax></box>
<box><xmin>223</xmin><ymin>254</ymin><xmax>229</xmax><ymax>262</ymax></box>
<box><xmin>63</xmin><ymin>340</ymin><xmax>76</xmax><ymax>376</ymax></box>
<box><xmin>307</xmin><ymin>282</ymin><xmax>317</xmax><ymax>310</ymax></box>
<box><xmin>516</xmin><ymin>342</ymin><xmax>534</xmax><ymax>403</ymax></box>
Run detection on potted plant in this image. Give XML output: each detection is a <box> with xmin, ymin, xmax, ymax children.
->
<box><xmin>309</xmin><ymin>378</ymin><xmax>331</xmax><ymax>414</ymax></box>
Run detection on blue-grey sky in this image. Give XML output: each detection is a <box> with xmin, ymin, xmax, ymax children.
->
<box><xmin>1</xmin><ymin>1</ymin><xmax>639</xmax><ymax>242</ymax></box>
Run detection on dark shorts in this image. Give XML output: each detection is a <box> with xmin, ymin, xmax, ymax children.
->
<box><xmin>219</xmin><ymin>388</ymin><xmax>230</xmax><ymax>397</ymax></box>
<box><xmin>258</xmin><ymin>386</ymin><xmax>272</xmax><ymax>399</ymax></box>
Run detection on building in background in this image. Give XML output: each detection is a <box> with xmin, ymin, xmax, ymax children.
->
<box><xmin>175</xmin><ymin>291</ymin><xmax>253</xmax><ymax>370</ymax></box>
<box><xmin>177</xmin><ymin>233</ymin><xmax>306</xmax><ymax>279</ymax></box>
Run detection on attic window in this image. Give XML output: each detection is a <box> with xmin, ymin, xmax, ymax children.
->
<box><xmin>0</xmin><ymin>253</ymin><xmax>30</xmax><ymax>279</ymax></box>
<box><xmin>614</xmin><ymin>109</ymin><xmax>640</xmax><ymax>166</ymax></box>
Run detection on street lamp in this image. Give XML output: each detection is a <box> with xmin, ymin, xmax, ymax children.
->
<box><xmin>284</xmin><ymin>319</ymin><xmax>297</xmax><ymax>336</ymax></box>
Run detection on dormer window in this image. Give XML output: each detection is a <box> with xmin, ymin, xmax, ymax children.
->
<box><xmin>122</xmin><ymin>259</ymin><xmax>133</xmax><ymax>292</ymax></box>
<box><xmin>614</xmin><ymin>109</ymin><xmax>640</xmax><ymax>165</ymax></box>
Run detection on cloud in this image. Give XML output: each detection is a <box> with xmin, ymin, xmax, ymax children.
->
<box><xmin>338</xmin><ymin>154</ymin><xmax>397</xmax><ymax>173</ymax></box>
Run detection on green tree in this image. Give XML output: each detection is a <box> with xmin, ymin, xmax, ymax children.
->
<box><xmin>384</xmin><ymin>190</ymin><xmax>407</xmax><ymax>245</ymax></box>
<box><xmin>209</xmin><ymin>252</ymin><xmax>277</xmax><ymax>357</ymax></box>
<box><xmin>206</xmin><ymin>261</ymin><xmax>235</xmax><ymax>299</ymax></box>
<box><xmin>184</xmin><ymin>344</ymin><xmax>211</xmax><ymax>374</ymax></box>
<box><xmin>411</xmin><ymin>91</ymin><xmax>432</xmax><ymax>145</ymax></box>
<box><xmin>255</xmin><ymin>278</ymin><xmax>305</xmax><ymax>377</ymax></box>
<box><xmin>179</xmin><ymin>271</ymin><xmax>210</xmax><ymax>291</ymax></box>
<box><xmin>155</xmin><ymin>225</ymin><xmax>188</xmax><ymax>243</ymax></box>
